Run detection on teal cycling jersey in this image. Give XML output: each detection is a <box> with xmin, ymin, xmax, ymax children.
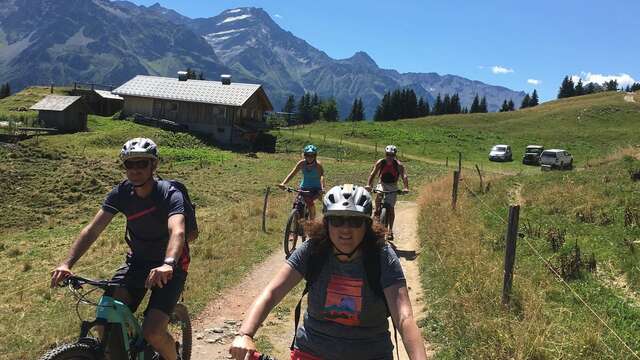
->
<box><xmin>299</xmin><ymin>161</ymin><xmax>321</xmax><ymax>189</ymax></box>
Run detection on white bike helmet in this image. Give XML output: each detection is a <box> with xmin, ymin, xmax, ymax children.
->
<box><xmin>120</xmin><ymin>138</ymin><xmax>158</xmax><ymax>161</ymax></box>
<box><xmin>323</xmin><ymin>184</ymin><xmax>373</xmax><ymax>218</ymax></box>
<box><xmin>385</xmin><ymin>145</ymin><xmax>397</xmax><ymax>155</ymax></box>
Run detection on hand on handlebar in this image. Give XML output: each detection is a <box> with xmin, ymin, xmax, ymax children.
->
<box><xmin>50</xmin><ymin>264</ymin><xmax>73</xmax><ymax>288</ymax></box>
<box><xmin>365</xmin><ymin>185</ymin><xmax>372</xmax><ymax>192</ymax></box>
<box><xmin>229</xmin><ymin>334</ymin><xmax>257</xmax><ymax>360</ymax></box>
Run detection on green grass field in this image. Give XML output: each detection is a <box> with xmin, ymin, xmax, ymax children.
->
<box><xmin>275</xmin><ymin>91</ymin><xmax>640</xmax><ymax>172</ymax></box>
<box><xmin>1</xmin><ymin>87</ymin><xmax>638</xmax><ymax>359</ymax></box>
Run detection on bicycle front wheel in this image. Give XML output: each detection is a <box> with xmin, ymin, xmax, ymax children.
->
<box><xmin>284</xmin><ymin>209</ymin><xmax>301</xmax><ymax>258</ymax></box>
<box><xmin>169</xmin><ymin>303</ymin><xmax>192</xmax><ymax>360</ymax></box>
<box><xmin>39</xmin><ymin>342</ymin><xmax>98</xmax><ymax>360</ymax></box>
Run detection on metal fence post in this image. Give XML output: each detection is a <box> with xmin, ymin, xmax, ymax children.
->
<box><xmin>452</xmin><ymin>170</ymin><xmax>460</xmax><ymax>209</ymax></box>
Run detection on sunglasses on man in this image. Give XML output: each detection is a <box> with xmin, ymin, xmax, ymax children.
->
<box><xmin>326</xmin><ymin>216</ymin><xmax>368</xmax><ymax>228</ymax></box>
<box><xmin>123</xmin><ymin>159</ymin><xmax>151</xmax><ymax>170</ymax></box>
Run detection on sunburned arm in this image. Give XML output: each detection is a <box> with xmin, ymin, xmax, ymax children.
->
<box><xmin>51</xmin><ymin>210</ymin><xmax>114</xmax><ymax>287</ymax></box>
<box><xmin>398</xmin><ymin>162</ymin><xmax>409</xmax><ymax>191</ymax></box>
<box><xmin>367</xmin><ymin>160</ymin><xmax>383</xmax><ymax>188</ymax></box>
<box><xmin>279</xmin><ymin>161</ymin><xmax>303</xmax><ymax>187</ymax></box>
<box><xmin>384</xmin><ymin>283</ymin><xmax>428</xmax><ymax>360</ymax></box>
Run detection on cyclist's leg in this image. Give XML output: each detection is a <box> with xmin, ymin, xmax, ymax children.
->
<box><xmin>373</xmin><ymin>185</ymin><xmax>383</xmax><ymax>219</ymax></box>
<box><xmin>381</xmin><ymin>184</ymin><xmax>398</xmax><ymax>238</ymax></box>
<box><xmin>143</xmin><ymin>270</ymin><xmax>187</xmax><ymax>360</ymax></box>
<box><xmin>302</xmin><ymin>189</ymin><xmax>320</xmax><ymax>220</ymax></box>
<box><xmin>98</xmin><ymin>264</ymin><xmax>146</xmax><ymax>338</ymax></box>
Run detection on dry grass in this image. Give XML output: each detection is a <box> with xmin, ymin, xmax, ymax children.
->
<box><xmin>416</xmin><ymin>172</ymin><xmax>637</xmax><ymax>359</ymax></box>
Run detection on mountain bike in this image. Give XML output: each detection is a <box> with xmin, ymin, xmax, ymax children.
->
<box><xmin>373</xmin><ymin>188</ymin><xmax>407</xmax><ymax>235</ymax></box>
<box><xmin>282</xmin><ymin>187</ymin><xmax>312</xmax><ymax>258</ymax></box>
<box><xmin>40</xmin><ymin>275</ymin><xmax>191</xmax><ymax>360</ymax></box>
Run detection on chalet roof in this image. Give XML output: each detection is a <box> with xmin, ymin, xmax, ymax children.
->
<box><xmin>112</xmin><ymin>75</ymin><xmax>271</xmax><ymax>108</ymax></box>
<box><xmin>30</xmin><ymin>95</ymin><xmax>83</xmax><ymax>112</ymax></box>
<box><xmin>94</xmin><ymin>89</ymin><xmax>123</xmax><ymax>100</ymax></box>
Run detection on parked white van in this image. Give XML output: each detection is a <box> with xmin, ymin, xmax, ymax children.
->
<box><xmin>540</xmin><ymin>149</ymin><xmax>573</xmax><ymax>170</ymax></box>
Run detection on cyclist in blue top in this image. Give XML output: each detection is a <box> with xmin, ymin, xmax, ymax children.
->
<box><xmin>278</xmin><ymin>145</ymin><xmax>325</xmax><ymax>220</ymax></box>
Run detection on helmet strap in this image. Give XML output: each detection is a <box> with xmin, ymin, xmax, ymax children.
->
<box><xmin>332</xmin><ymin>241</ymin><xmax>363</xmax><ymax>260</ymax></box>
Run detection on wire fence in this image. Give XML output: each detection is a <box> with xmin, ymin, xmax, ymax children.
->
<box><xmin>459</xmin><ymin>180</ymin><xmax>640</xmax><ymax>359</ymax></box>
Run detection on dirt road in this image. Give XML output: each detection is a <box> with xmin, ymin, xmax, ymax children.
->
<box><xmin>191</xmin><ymin>200</ymin><xmax>433</xmax><ymax>359</ymax></box>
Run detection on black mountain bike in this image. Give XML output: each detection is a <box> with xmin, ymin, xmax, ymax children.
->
<box><xmin>373</xmin><ymin>188</ymin><xmax>407</xmax><ymax>229</ymax></box>
<box><xmin>40</xmin><ymin>275</ymin><xmax>191</xmax><ymax>360</ymax></box>
<box><xmin>282</xmin><ymin>187</ymin><xmax>312</xmax><ymax>258</ymax></box>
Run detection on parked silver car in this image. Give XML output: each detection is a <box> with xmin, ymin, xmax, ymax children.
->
<box><xmin>540</xmin><ymin>149</ymin><xmax>573</xmax><ymax>170</ymax></box>
<box><xmin>489</xmin><ymin>144</ymin><xmax>512</xmax><ymax>162</ymax></box>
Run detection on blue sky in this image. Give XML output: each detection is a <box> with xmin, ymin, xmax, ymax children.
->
<box><xmin>131</xmin><ymin>0</ymin><xmax>639</xmax><ymax>102</ymax></box>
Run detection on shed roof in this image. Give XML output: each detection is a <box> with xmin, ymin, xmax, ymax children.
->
<box><xmin>94</xmin><ymin>89</ymin><xmax>123</xmax><ymax>100</ymax></box>
<box><xmin>112</xmin><ymin>75</ymin><xmax>272</xmax><ymax>109</ymax></box>
<box><xmin>30</xmin><ymin>95</ymin><xmax>83</xmax><ymax>111</ymax></box>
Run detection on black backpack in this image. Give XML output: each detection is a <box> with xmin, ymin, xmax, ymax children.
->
<box><xmin>291</xmin><ymin>244</ymin><xmax>398</xmax><ymax>356</ymax></box>
<box><xmin>155</xmin><ymin>179</ymin><xmax>199</xmax><ymax>242</ymax></box>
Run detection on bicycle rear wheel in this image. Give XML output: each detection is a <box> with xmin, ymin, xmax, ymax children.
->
<box><xmin>39</xmin><ymin>342</ymin><xmax>98</xmax><ymax>360</ymax></box>
<box><xmin>168</xmin><ymin>303</ymin><xmax>192</xmax><ymax>360</ymax></box>
<box><xmin>284</xmin><ymin>209</ymin><xmax>301</xmax><ymax>258</ymax></box>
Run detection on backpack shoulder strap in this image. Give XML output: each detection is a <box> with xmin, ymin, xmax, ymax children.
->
<box><xmin>291</xmin><ymin>245</ymin><xmax>329</xmax><ymax>350</ymax></box>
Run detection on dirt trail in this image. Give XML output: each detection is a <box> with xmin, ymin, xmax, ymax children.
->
<box><xmin>624</xmin><ymin>92</ymin><xmax>636</xmax><ymax>103</ymax></box>
<box><xmin>191</xmin><ymin>249</ymin><xmax>287</xmax><ymax>359</ymax></box>
<box><xmin>192</xmin><ymin>201</ymin><xmax>434</xmax><ymax>359</ymax></box>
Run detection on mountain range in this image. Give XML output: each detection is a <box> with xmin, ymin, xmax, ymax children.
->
<box><xmin>0</xmin><ymin>0</ymin><xmax>526</xmax><ymax>117</ymax></box>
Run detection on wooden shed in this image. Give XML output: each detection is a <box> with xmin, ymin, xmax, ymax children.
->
<box><xmin>71</xmin><ymin>88</ymin><xmax>123</xmax><ymax>116</ymax></box>
<box><xmin>30</xmin><ymin>95</ymin><xmax>89</xmax><ymax>133</ymax></box>
<box><xmin>113</xmin><ymin>74</ymin><xmax>273</xmax><ymax>145</ymax></box>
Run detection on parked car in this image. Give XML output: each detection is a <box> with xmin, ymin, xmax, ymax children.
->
<box><xmin>540</xmin><ymin>149</ymin><xmax>573</xmax><ymax>170</ymax></box>
<box><xmin>489</xmin><ymin>144</ymin><xmax>512</xmax><ymax>162</ymax></box>
<box><xmin>522</xmin><ymin>145</ymin><xmax>544</xmax><ymax>165</ymax></box>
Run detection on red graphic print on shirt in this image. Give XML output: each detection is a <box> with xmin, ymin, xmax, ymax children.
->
<box><xmin>321</xmin><ymin>274</ymin><xmax>363</xmax><ymax>326</ymax></box>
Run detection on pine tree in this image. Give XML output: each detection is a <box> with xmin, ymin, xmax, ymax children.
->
<box><xmin>417</xmin><ymin>97</ymin><xmax>429</xmax><ymax>117</ymax></box>
<box><xmin>529</xmin><ymin>89</ymin><xmax>539</xmax><ymax>107</ymax></box>
<box><xmin>311</xmin><ymin>93</ymin><xmax>322</xmax><ymax>121</ymax></box>
<box><xmin>470</xmin><ymin>94</ymin><xmax>480</xmax><ymax>113</ymax></box>
<box><xmin>434</xmin><ymin>94</ymin><xmax>443</xmax><ymax>115</ymax></box>
<box><xmin>631</xmin><ymin>83</ymin><xmax>640</xmax><ymax>92</ymax></box>
<box><xmin>605</xmin><ymin>80</ymin><xmax>618</xmax><ymax>91</ymax></box>
<box><xmin>443</xmin><ymin>94</ymin><xmax>451</xmax><ymax>114</ymax></box>
<box><xmin>321</xmin><ymin>98</ymin><xmax>339</xmax><ymax>122</ymax></box>
<box><xmin>348</xmin><ymin>98</ymin><xmax>364</xmax><ymax>121</ymax></box>
<box><xmin>584</xmin><ymin>82</ymin><xmax>597</xmax><ymax>94</ymax></box>
<box><xmin>480</xmin><ymin>96</ymin><xmax>488</xmax><ymax>113</ymax></box>
<box><xmin>574</xmin><ymin>79</ymin><xmax>584</xmax><ymax>96</ymax></box>
<box><xmin>625</xmin><ymin>85</ymin><xmax>631</xmax><ymax>92</ymax></box>
<box><xmin>297</xmin><ymin>93</ymin><xmax>312</xmax><ymax>123</ymax></box>
<box><xmin>520</xmin><ymin>94</ymin><xmax>531</xmax><ymax>109</ymax></box>
<box><xmin>500</xmin><ymin>100</ymin><xmax>509</xmax><ymax>112</ymax></box>
<box><xmin>197</xmin><ymin>72</ymin><xmax>205</xmax><ymax>80</ymax></box>
<box><xmin>558</xmin><ymin>76</ymin><xmax>576</xmax><ymax>98</ymax></box>
<box><xmin>507</xmin><ymin>99</ymin><xmax>515</xmax><ymax>111</ymax></box>
<box><xmin>0</xmin><ymin>83</ymin><xmax>7</xmax><ymax>99</ymax></box>
<box><xmin>282</xmin><ymin>95</ymin><xmax>296</xmax><ymax>114</ymax></box>
<box><xmin>462</xmin><ymin>107</ymin><xmax>468</xmax><ymax>114</ymax></box>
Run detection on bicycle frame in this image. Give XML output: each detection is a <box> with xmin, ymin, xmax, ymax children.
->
<box><xmin>78</xmin><ymin>295</ymin><xmax>148</xmax><ymax>359</ymax></box>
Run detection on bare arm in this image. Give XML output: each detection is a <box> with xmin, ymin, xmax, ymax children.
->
<box><xmin>279</xmin><ymin>161</ymin><xmax>303</xmax><ymax>187</ymax></box>
<box><xmin>50</xmin><ymin>210</ymin><xmax>114</xmax><ymax>287</ymax></box>
<box><xmin>146</xmin><ymin>214</ymin><xmax>185</xmax><ymax>289</ymax></box>
<box><xmin>385</xmin><ymin>283</ymin><xmax>427</xmax><ymax>360</ymax></box>
<box><xmin>229</xmin><ymin>263</ymin><xmax>303</xmax><ymax>359</ymax></box>
<box><xmin>317</xmin><ymin>161</ymin><xmax>326</xmax><ymax>191</ymax></box>
<box><xmin>398</xmin><ymin>162</ymin><xmax>409</xmax><ymax>191</ymax></box>
<box><xmin>367</xmin><ymin>160</ymin><xmax>383</xmax><ymax>188</ymax></box>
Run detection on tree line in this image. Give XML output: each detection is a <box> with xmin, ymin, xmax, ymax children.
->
<box><xmin>0</xmin><ymin>82</ymin><xmax>10</xmax><ymax>99</ymax></box>
<box><xmin>374</xmin><ymin>89</ymin><xmax>429</xmax><ymax>121</ymax></box>
<box><xmin>282</xmin><ymin>93</ymin><xmax>339</xmax><ymax>123</ymax></box>
<box><xmin>557</xmin><ymin>75</ymin><xmax>639</xmax><ymax>99</ymax></box>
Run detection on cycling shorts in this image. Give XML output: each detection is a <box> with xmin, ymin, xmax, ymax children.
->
<box><xmin>375</xmin><ymin>183</ymin><xmax>399</xmax><ymax>207</ymax></box>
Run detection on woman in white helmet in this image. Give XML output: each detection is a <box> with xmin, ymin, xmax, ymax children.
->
<box><xmin>230</xmin><ymin>184</ymin><xmax>427</xmax><ymax>360</ymax></box>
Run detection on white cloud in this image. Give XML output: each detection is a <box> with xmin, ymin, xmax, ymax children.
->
<box><xmin>527</xmin><ymin>79</ymin><xmax>541</xmax><ymax>85</ymax></box>
<box><xmin>492</xmin><ymin>66</ymin><xmax>514</xmax><ymax>74</ymax></box>
<box><xmin>274</xmin><ymin>14</ymin><xmax>283</xmax><ymax>19</ymax></box>
<box><xmin>571</xmin><ymin>72</ymin><xmax>637</xmax><ymax>86</ymax></box>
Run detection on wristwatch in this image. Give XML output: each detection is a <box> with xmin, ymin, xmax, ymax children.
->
<box><xmin>164</xmin><ymin>257</ymin><xmax>177</xmax><ymax>269</ymax></box>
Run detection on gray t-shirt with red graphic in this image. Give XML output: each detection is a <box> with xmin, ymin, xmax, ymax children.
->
<box><xmin>286</xmin><ymin>241</ymin><xmax>406</xmax><ymax>359</ymax></box>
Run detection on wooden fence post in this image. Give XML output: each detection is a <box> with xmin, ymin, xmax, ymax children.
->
<box><xmin>446</xmin><ymin>157</ymin><xmax>448</xmax><ymax>167</ymax></box>
<box><xmin>502</xmin><ymin>205</ymin><xmax>520</xmax><ymax>305</ymax></box>
<box><xmin>458</xmin><ymin>152</ymin><xmax>462</xmax><ymax>173</ymax></box>
<box><xmin>475</xmin><ymin>164</ymin><xmax>484</xmax><ymax>193</ymax></box>
<box><xmin>452</xmin><ymin>170</ymin><xmax>460</xmax><ymax>209</ymax></box>
<box><xmin>262</xmin><ymin>187</ymin><xmax>270</xmax><ymax>232</ymax></box>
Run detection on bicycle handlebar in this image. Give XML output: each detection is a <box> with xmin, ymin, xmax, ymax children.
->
<box><xmin>280</xmin><ymin>186</ymin><xmax>314</xmax><ymax>194</ymax></box>
<box><xmin>62</xmin><ymin>275</ymin><xmax>121</xmax><ymax>290</ymax></box>
<box><xmin>373</xmin><ymin>189</ymin><xmax>408</xmax><ymax>195</ymax></box>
